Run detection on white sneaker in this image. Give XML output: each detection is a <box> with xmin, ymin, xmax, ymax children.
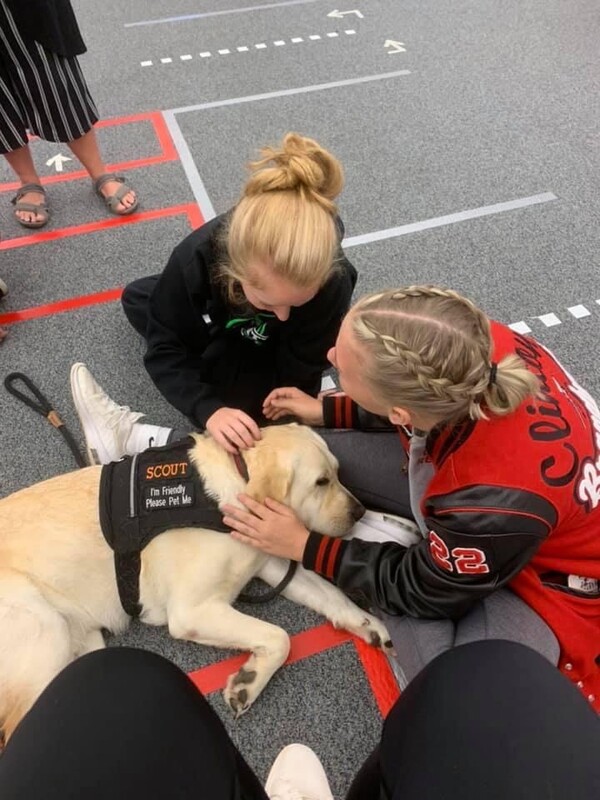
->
<box><xmin>70</xmin><ymin>362</ymin><xmax>144</xmax><ymax>465</ymax></box>
<box><xmin>265</xmin><ymin>744</ymin><xmax>334</xmax><ymax>800</ymax></box>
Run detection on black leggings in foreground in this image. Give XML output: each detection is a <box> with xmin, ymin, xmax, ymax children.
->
<box><xmin>1</xmin><ymin>642</ymin><xmax>598</xmax><ymax>799</ymax></box>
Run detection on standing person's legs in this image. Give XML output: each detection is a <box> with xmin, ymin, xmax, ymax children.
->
<box><xmin>347</xmin><ymin>640</ymin><xmax>600</xmax><ymax>800</ymax></box>
<box><xmin>0</xmin><ymin>647</ymin><xmax>268</xmax><ymax>800</ymax></box>
<box><xmin>383</xmin><ymin>588</ymin><xmax>560</xmax><ymax>690</ymax></box>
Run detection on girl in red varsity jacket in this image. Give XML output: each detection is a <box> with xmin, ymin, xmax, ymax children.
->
<box><xmin>223</xmin><ymin>286</ymin><xmax>600</xmax><ymax>711</ymax></box>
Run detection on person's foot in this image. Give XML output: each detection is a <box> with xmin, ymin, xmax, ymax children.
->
<box><xmin>265</xmin><ymin>744</ymin><xmax>334</xmax><ymax>800</ymax></box>
<box><xmin>70</xmin><ymin>362</ymin><xmax>145</xmax><ymax>464</ymax></box>
<box><xmin>97</xmin><ymin>178</ymin><xmax>137</xmax><ymax>213</ymax></box>
<box><xmin>12</xmin><ymin>184</ymin><xmax>49</xmax><ymax>228</ymax></box>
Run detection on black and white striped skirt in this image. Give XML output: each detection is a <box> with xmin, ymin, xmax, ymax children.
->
<box><xmin>0</xmin><ymin>0</ymin><xmax>99</xmax><ymax>154</ymax></box>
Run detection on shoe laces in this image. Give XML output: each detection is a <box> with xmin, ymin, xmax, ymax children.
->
<box><xmin>91</xmin><ymin>391</ymin><xmax>142</xmax><ymax>431</ymax></box>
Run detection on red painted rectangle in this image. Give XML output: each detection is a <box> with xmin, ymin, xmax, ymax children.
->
<box><xmin>0</xmin><ymin>112</ymin><xmax>178</xmax><ymax>193</ymax></box>
<box><xmin>0</xmin><ymin>203</ymin><xmax>204</xmax><ymax>325</ymax></box>
<box><xmin>0</xmin><ymin>203</ymin><xmax>200</xmax><ymax>252</ymax></box>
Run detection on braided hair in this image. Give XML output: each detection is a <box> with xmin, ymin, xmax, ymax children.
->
<box><xmin>351</xmin><ymin>286</ymin><xmax>540</xmax><ymax>423</ymax></box>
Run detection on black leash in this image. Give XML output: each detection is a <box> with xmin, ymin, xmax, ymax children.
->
<box><xmin>232</xmin><ymin>452</ymin><xmax>298</xmax><ymax>604</ymax></box>
<box><xmin>4</xmin><ymin>372</ymin><xmax>87</xmax><ymax>469</ymax></box>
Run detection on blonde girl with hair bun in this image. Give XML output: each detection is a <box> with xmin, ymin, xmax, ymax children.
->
<box><xmin>71</xmin><ymin>133</ymin><xmax>357</xmax><ymax>459</ymax></box>
<box><xmin>225</xmin><ymin>284</ymin><xmax>600</xmax><ymax>711</ymax></box>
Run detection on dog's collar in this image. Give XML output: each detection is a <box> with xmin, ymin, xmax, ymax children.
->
<box><xmin>232</xmin><ymin>451</ymin><xmax>249</xmax><ymax>482</ymax></box>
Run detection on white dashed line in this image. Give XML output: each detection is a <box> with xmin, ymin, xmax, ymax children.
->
<box><xmin>143</xmin><ymin>30</ymin><xmax>353</xmax><ymax>68</ymax></box>
<box><xmin>538</xmin><ymin>313</ymin><xmax>562</xmax><ymax>327</ymax></box>
<box><xmin>569</xmin><ymin>304</ymin><xmax>591</xmax><ymax>319</ymax></box>
<box><xmin>509</xmin><ymin>321</ymin><xmax>533</xmax><ymax>335</ymax></box>
<box><xmin>509</xmin><ymin>299</ymin><xmax>600</xmax><ymax>335</ymax></box>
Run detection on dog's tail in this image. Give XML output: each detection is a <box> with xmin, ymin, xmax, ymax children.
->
<box><xmin>0</xmin><ymin>571</ymin><xmax>72</xmax><ymax>744</ymax></box>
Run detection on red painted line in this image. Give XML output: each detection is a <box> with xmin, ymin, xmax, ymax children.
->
<box><xmin>0</xmin><ymin>287</ymin><xmax>123</xmax><ymax>325</ymax></box>
<box><xmin>0</xmin><ymin>204</ymin><xmax>197</xmax><ymax>251</ymax></box>
<box><xmin>187</xmin><ymin>623</ymin><xmax>352</xmax><ymax>695</ymax></box>
<box><xmin>353</xmin><ymin>637</ymin><xmax>400</xmax><ymax>717</ymax></box>
<box><xmin>0</xmin><ymin>111</ymin><xmax>177</xmax><ymax>193</ymax></box>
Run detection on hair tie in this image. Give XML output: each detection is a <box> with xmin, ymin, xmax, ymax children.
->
<box><xmin>488</xmin><ymin>362</ymin><xmax>498</xmax><ymax>387</ymax></box>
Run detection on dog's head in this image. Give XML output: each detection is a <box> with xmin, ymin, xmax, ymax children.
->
<box><xmin>244</xmin><ymin>424</ymin><xmax>365</xmax><ymax>537</ymax></box>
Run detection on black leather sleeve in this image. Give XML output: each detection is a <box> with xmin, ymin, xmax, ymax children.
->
<box><xmin>303</xmin><ymin>486</ymin><xmax>558</xmax><ymax>620</ymax></box>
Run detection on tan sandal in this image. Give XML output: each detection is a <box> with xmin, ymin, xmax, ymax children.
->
<box><xmin>94</xmin><ymin>174</ymin><xmax>139</xmax><ymax>216</ymax></box>
<box><xmin>11</xmin><ymin>183</ymin><xmax>49</xmax><ymax>229</ymax></box>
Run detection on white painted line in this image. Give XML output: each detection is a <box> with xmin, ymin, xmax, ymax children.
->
<box><xmin>169</xmin><ymin>70</ymin><xmax>412</xmax><ymax>114</ymax></box>
<box><xmin>538</xmin><ymin>313</ymin><xmax>562</xmax><ymax>327</ymax></box>
<box><xmin>125</xmin><ymin>0</ymin><xmax>323</xmax><ymax>27</ymax></box>
<box><xmin>309</xmin><ymin>34</ymin><xmax>322</xmax><ymax>40</ymax></box>
<box><xmin>162</xmin><ymin>110</ymin><xmax>217</xmax><ymax>221</ymax></box>
<box><xmin>218</xmin><ymin>49</ymin><xmax>231</xmax><ymax>55</ymax></box>
<box><xmin>255</xmin><ymin>43</ymin><xmax>268</xmax><ymax>49</ymax></box>
<box><xmin>237</xmin><ymin>46</ymin><xmax>250</xmax><ymax>52</ymax></box>
<box><xmin>140</xmin><ymin>60</ymin><xmax>153</xmax><ymax>67</ymax></box>
<box><xmin>274</xmin><ymin>40</ymin><xmax>286</xmax><ymax>46</ymax></box>
<box><xmin>342</xmin><ymin>193</ymin><xmax>557</xmax><ymax>248</ymax></box>
<box><xmin>200</xmin><ymin>51</ymin><xmax>211</xmax><ymax>57</ymax></box>
<box><xmin>327</xmin><ymin>32</ymin><xmax>339</xmax><ymax>37</ymax></box>
<box><xmin>345</xmin><ymin>29</ymin><xmax>357</xmax><ymax>35</ymax></box>
<box><xmin>180</xmin><ymin>54</ymin><xmax>193</xmax><ymax>61</ymax></box>
<box><xmin>291</xmin><ymin>37</ymin><xmax>304</xmax><ymax>43</ymax></box>
<box><xmin>509</xmin><ymin>321</ymin><xmax>532</xmax><ymax>334</ymax></box>
<box><xmin>161</xmin><ymin>57</ymin><xmax>173</xmax><ymax>64</ymax></box>
<box><xmin>568</xmin><ymin>304</ymin><xmax>590</xmax><ymax>319</ymax></box>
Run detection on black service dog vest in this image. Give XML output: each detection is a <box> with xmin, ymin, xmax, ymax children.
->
<box><xmin>99</xmin><ymin>438</ymin><xmax>228</xmax><ymax>617</ymax></box>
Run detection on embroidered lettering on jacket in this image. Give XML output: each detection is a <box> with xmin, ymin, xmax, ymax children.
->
<box><xmin>515</xmin><ymin>334</ymin><xmax>579</xmax><ymax>489</ymax></box>
<box><xmin>515</xmin><ymin>333</ymin><xmax>600</xmax><ymax>510</ymax></box>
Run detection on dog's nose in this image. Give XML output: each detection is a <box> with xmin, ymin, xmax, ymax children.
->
<box><xmin>351</xmin><ymin>501</ymin><xmax>366</xmax><ymax>521</ymax></box>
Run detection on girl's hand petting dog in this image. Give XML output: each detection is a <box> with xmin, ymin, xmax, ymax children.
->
<box><xmin>206</xmin><ymin>407</ymin><xmax>262</xmax><ymax>453</ymax></box>
<box><xmin>262</xmin><ymin>387</ymin><xmax>324</xmax><ymax>425</ymax></box>
<box><xmin>223</xmin><ymin>494</ymin><xmax>310</xmax><ymax>561</ymax></box>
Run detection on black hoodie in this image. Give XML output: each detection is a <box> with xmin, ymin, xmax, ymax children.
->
<box><xmin>142</xmin><ymin>213</ymin><xmax>357</xmax><ymax>427</ymax></box>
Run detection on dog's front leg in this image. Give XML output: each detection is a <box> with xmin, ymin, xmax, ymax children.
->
<box><xmin>167</xmin><ymin>602</ymin><xmax>290</xmax><ymax>717</ymax></box>
<box><xmin>259</xmin><ymin>560</ymin><xmax>393</xmax><ymax>651</ymax></box>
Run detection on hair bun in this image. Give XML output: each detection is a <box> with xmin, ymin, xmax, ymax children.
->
<box><xmin>243</xmin><ymin>133</ymin><xmax>344</xmax><ymax>212</ymax></box>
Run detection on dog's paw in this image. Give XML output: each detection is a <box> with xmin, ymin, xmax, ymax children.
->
<box><xmin>224</xmin><ymin>667</ymin><xmax>258</xmax><ymax>718</ymax></box>
<box><xmin>352</xmin><ymin>615</ymin><xmax>393</xmax><ymax>652</ymax></box>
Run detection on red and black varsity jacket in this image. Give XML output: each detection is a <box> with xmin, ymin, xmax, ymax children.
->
<box><xmin>306</xmin><ymin>321</ymin><xmax>600</xmax><ymax>710</ymax></box>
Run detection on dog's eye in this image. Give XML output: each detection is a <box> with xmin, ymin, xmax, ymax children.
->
<box><xmin>315</xmin><ymin>477</ymin><xmax>330</xmax><ymax>487</ymax></box>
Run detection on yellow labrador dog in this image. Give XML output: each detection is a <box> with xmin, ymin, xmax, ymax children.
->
<box><xmin>0</xmin><ymin>424</ymin><xmax>390</xmax><ymax>743</ymax></box>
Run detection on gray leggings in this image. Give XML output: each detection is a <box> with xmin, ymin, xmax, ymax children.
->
<box><xmin>385</xmin><ymin>589</ymin><xmax>560</xmax><ymax>689</ymax></box>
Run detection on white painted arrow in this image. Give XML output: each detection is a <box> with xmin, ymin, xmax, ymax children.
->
<box><xmin>328</xmin><ymin>9</ymin><xmax>364</xmax><ymax>19</ymax></box>
<box><xmin>46</xmin><ymin>154</ymin><xmax>72</xmax><ymax>173</ymax></box>
<box><xmin>384</xmin><ymin>39</ymin><xmax>406</xmax><ymax>54</ymax></box>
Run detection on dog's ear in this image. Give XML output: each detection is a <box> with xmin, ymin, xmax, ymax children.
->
<box><xmin>245</xmin><ymin>450</ymin><xmax>292</xmax><ymax>503</ymax></box>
